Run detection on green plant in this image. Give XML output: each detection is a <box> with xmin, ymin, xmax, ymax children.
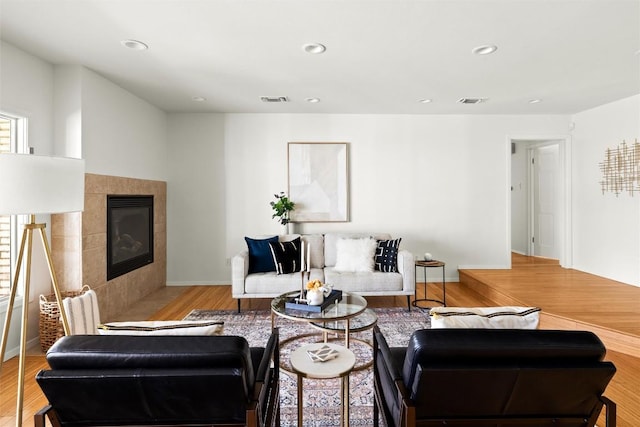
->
<box><xmin>270</xmin><ymin>192</ymin><xmax>295</xmax><ymax>225</ymax></box>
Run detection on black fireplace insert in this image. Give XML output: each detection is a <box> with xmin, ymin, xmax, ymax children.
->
<box><xmin>107</xmin><ymin>195</ymin><xmax>154</xmax><ymax>280</ymax></box>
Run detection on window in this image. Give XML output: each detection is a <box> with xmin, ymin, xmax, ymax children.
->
<box><xmin>0</xmin><ymin>113</ymin><xmax>27</xmax><ymax>298</ymax></box>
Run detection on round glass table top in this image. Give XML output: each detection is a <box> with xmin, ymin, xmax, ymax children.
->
<box><xmin>310</xmin><ymin>308</ymin><xmax>378</xmax><ymax>333</ymax></box>
<box><xmin>271</xmin><ymin>290</ymin><xmax>367</xmax><ymax>322</ymax></box>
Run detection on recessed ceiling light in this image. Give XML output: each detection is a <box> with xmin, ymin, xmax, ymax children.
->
<box><xmin>192</xmin><ymin>96</ymin><xmax>207</xmax><ymax>102</ymax></box>
<box><xmin>121</xmin><ymin>39</ymin><xmax>149</xmax><ymax>50</ymax></box>
<box><xmin>305</xmin><ymin>97</ymin><xmax>321</xmax><ymax>103</ymax></box>
<box><xmin>303</xmin><ymin>43</ymin><xmax>326</xmax><ymax>54</ymax></box>
<box><xmin>528</xmin><ymin>99</ymin><xmax>542</xmax><ymax>104</ymax></box>
<box><xmin>472</xmin><ymin>44</ymin><xmax>498</xmax><ymax>55</ymax></box>
<box><xmin>418</xmin><ymin>99</ymin><xmax>432</xmax><ymax>103</ymax></box>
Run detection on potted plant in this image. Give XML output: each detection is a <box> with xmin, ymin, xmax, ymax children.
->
<box><xmin>270</xmin><ymin>192</ymin><xmax>295</xmax><ymax>233</ymax></box>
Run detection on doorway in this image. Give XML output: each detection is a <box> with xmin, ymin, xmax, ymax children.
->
<box><xmin>509</xmin><ymin>137</ymin><xmax>571</xmax><ymax>268</ymax></box>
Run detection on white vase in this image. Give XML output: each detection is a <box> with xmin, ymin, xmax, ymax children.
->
<box><xmin>306</xmin><ymin>289</ymin><xmax>324</xmax><ymax>306</ymax></box>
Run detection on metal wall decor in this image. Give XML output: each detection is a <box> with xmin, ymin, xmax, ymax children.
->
<box><xmin>599</xmin><ymin>139</ymin><xmax>640</xmax><ymax>196</ymax></box>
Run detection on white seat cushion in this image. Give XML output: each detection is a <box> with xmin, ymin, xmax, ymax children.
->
<box><xmin>244</xmin><ymin>268</ymin><xmax>324</xmax><ymax>296</ymax></box>
<box><xmin>324</xmin><ymin>268</ymin><xmax>403</xmax><ymax>293</ymax></box>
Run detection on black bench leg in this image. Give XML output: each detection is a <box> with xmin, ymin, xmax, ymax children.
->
<box><xmin>407</xmin><ymin>295</ymin><xmax>411</xmax><ymax>311</ymax></box>
<box><xmin>237</xmin><ymin>299</ymin><xmax>241</xmax><ymax>313</ymax></box>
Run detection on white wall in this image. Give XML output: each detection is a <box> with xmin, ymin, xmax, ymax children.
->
<box><xmin>0</xmin><ymin>41</ymin><xmax>56</xmax><ymax>357</ymax></box>
<box><xmin>220</xmin><ymin>113</ymin><xmax>570</xmax><ymax>283</ymax></box>
<box><xmin>81</xmin><ymin>68</ymin><xmax>168</xmax><ymax>180</ymax></box>
<box><xmin>52</xmin><ymin>65</ymin><xmax>168</xmax><ymax>178</ymax></box>
<box><xmin>53</xmin><ymin>65</ymin><xmax>82</xmax><ymax>158</ymax></box>
<box><xmin>571</xmin><ymin>94</ymin><xmax>640</xmax><ymax>286</ymax></box>
<box><xmin>0</xmin><ymin>42</ymin><xmax>170</xmax><ymax>357</ymax></box>
<box><xmin>0</xmin><ymin>42</ymin><xmax>54</xmax><ymax>156</ymax></box>
<box><xmin>166</xmin><ymin>114</ymin><xmax>226</xmax><ymax>284</ymax></box>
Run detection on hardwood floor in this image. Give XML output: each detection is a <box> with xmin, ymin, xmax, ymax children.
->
<box><xmin>1</xmin><ymin>255</ymin><xmax>638</xmax><ymax>426</ymax></box>
<box><xmin>458</xmin><ymin>253</ymin><xmax>640</xmax><ymax>427</ymax></box>
<box><xmin>459</xmin><ymin>254</ymin><xmax>640</xmax><ymax>356</ymax></box>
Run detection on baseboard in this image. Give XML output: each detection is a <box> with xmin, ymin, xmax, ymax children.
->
<box><xmin>415</xmin><ymin>276</ymin><xmax>458</xmax><ymax>283</ymax></box>
<box><xmin>166</xmin><ymin>281</ymin><xmax>228</xmax><ymax>286</ymax></box>
<box><xmin>2</xmin><ymin>336</ymin><xmax>40</xmax><ymax>362</ymax></box>
<box><xmin>457</xmin><ymin>264</ymin><xmax>511</xmax><ymax>270</ymax></box>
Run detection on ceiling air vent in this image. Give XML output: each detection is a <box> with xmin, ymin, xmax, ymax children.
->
<box><xmin>458</xmin><ymin>98</ymin><xmax>487</xmax><ymax>104</ymax></box>
<box><xmin>260</xmin><ymin>96</ymin><xmax>289</xmax><ymax>103</ymax></box>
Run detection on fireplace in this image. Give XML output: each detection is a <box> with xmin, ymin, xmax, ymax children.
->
<box><xmin>107</xmin><ymin>195</ymin><xmax>154</xmax><ymax>280</ymax></box>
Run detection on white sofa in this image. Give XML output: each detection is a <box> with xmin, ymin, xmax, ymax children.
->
<box><xmin>232</xmin><ymin>233</ymin><xmax>415</xmax><ymax>311</ymax></box>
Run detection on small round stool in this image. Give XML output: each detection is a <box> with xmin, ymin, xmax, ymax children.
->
<box><xmin>290</xmin><ymin>343</ymin><xmax>355</xmax><ymax>427</ymax></box>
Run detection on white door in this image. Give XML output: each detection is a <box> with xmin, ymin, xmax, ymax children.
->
<box><xmin>532</xmin><ymin>144</ymin><xmax>559</xmax><ymax>259</ymax></box>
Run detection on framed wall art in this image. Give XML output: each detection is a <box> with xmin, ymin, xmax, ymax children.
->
<box><xmin>288</xmin><ymin>142</ymin><xmax>349</xmax><ymax>222</ymax></box>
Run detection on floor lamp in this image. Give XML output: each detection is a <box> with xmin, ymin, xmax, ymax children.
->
<box><xmin>0</xmin><ymin>153</ymin><xmax>85</xmax><ymax>427</ymax></box>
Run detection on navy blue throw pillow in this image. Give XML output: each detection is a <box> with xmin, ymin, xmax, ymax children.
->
<box><xmin>245</xmin><ymin>236</ymin><xmax>278</xmax><ymax>274</ymax></box>
<box><xmin>269</xmin><ymin>237</ymin><xmax>302</xmax><ymax>274</ymax></box>
<box><xmin>375</xmin><ymin>238</ymin><xmax>402</xmax><ymax>272</ymax></box>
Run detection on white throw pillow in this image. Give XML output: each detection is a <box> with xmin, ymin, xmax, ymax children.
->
<box><xmin>430</xmin><ymin>306</ymin><xmax>540</xmax><ymax>329</ymax></box>
<box><xmin>334</xmin><ymin>238</ymin><xmax>377</xmax><ymax>272</ymax></box>
<box><xmin>62</xmin><ymin>289</ymin><xmax>101</xmax><ymax>335</ymax></box>
<box><xmin>97</xmin><ymin>320</ymin><xmax>224</xmax><ymax>336</ymax></box>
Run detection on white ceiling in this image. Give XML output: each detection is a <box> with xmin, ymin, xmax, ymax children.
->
<box><xmin>1</xmin><ymin>0</ymin><xmax>639</xmax><ymax>115</ymax></box>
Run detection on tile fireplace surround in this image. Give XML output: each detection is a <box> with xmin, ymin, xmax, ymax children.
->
<box><xmin>51</xmin><ymin>173</ymin><xmax>167</xmax><ymax>321</ymax></box>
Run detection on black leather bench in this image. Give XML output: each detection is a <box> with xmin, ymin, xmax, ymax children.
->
<box><xmin>373</xmin><ymin>327</ymin><xmax>617</xmax><ymax>427</ymax></box>
<box><xmin>35</xmin><ymin>330</ymin><xmax>279</xmax><ymax>427</ymax></box>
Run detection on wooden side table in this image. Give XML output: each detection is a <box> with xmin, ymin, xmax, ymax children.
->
<box><xmin>413</xmin><ymin>260</ymin><xmax>446</xmax><ymax>308</ymax></box>
<box><xmin>290</xmin><ymin>343</ymin><xmax>355</xmax><ymax>427</ymax></box>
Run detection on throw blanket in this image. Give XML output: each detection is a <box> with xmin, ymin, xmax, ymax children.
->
<box><xmin>97</xmin><ymin>320</ymin><xmax>224</xmax><ymax>336</ymax></box>
<box><xmin>62</xmin><ymin>289</ymin><xmax>101</xmax><ymax>335</ymax></box>
<box><xmin>430</xmin><ymin>306</ymin><xmax>541</xmax><ymax>329</ymax></box>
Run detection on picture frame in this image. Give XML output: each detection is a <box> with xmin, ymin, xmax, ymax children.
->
<box><xmin>288</xmin><ymin>142</ymin><xmax>349</xmax><ymax>222</ymax></box>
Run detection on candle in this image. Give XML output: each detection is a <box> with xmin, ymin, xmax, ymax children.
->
<box><xmin>300</xmin><ymin>240</ymin><xmax>305</xmax><ymax>272</ymax></box>
<box><xmin>307</xmin><ymin>243</ymin><xmax>311</xmax><ymax>272</ymax></box>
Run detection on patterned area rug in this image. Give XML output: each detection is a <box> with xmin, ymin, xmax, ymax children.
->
<box><xmin>184</xmin><ymin>307</ymin><xmax>430</xmax><ymax>426</ymax></box>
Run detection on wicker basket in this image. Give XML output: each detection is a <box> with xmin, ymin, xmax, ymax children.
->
<box><xmin>39</xmin><ymin>285</ymin><xmax>90</xmax><ymax>352</ymax></box>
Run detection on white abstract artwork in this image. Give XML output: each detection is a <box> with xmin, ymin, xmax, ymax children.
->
<box><xmin>288</xmin><ymin>143</ymin><xmax>349</xmax><ymax>222</ymax></box>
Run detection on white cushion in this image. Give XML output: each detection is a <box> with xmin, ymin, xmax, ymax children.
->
<box><xmin>62</xmin><ymin>289</ymin><xmax>101</xmax><ymax>335</ymax></box>
<box><xmin>430</xmin><ymin>306</ymin><xmax>541</xmax><ymax>329</ymax></box>
<box><xmin>324</xmin><ymin>233</ymin><xmax>391</xmax><ymax>267</ymax></box>
<box><xmin>97</xmin><ymin>320</ymin><xmax>224</xmax><ymax>335</ymax></box>
<box><xmin>333</xmin><ymin>238</ymin><xmax>377</xmax><ymax>272</ymax></box>
<box><xmin>244</xmin><ymin>268</ymin><xmax>323</xmax><ymax>296</ymax></box>
<box><xmin>303</xmin><ymin>234</ymin><xmax>325</xmax><ymax>269</ymax></box>
<box><xmin>324</xmin><ymin>268</ymin><xmax>403</xmax><ymax>292</ymax></box>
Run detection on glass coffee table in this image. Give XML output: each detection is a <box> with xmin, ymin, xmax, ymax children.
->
<box><xmin>271</xmin><ymin>290</ymin><xmax>377</xmax><ymax>370</ymax></box>
<box><xmin>309</xmin><ymin>308</ymin><xmax>378</xmax><ymax>345</ymax></box>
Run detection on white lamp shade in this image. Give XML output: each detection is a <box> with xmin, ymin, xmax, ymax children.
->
<box><xmin>0</xmin><ymin>153</ymin><xmax>85</xmax><ymax>215</ymax></box>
